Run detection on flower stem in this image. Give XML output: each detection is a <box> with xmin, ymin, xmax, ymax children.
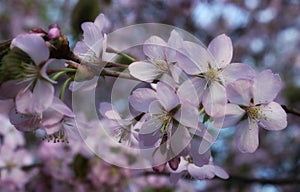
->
<box><xmin>51</xmin><ymin>68</ymin><xmax>77</xmax><ymax>81</ymax></box>
<box><xmin>60</xmin><ymin>77</ymin><xmax>73</xmax><ymax>100</ymax></box>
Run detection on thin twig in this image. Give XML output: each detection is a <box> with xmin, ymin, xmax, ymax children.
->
<box><xmin>282</xmin><ymin>105</ymin><xmax>300</xmax><ymax>117</ymax></box>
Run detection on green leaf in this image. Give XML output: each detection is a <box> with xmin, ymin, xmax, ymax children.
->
<box><xmin>71</xmin><ymin>0</ymin><xmax>101</xmax><ymax>38</ymax></box>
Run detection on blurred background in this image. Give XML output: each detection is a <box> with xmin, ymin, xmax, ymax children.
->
<box><xmin>0</xmin><ymin>0</ymin><xmax>300</xmax><ymax>191</ymax></box>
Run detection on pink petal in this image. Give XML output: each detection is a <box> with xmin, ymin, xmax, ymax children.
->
<box><xmin>42</xmin><ymin>108</ymin><xmax>64</xmax><ymax>127</ymax></box>
<box><xmin>170</xmin><ymin>124</ymin><xmax>193</xmax><ymax>155</ymax></box>
<box><xmin>129</xmin><ymin>88</ymin><xmax>157</xmax><ymax>112</ymax></box>
<box><xmin>221</xmin><ymin>63</ymin><xmax>255</xmax><ymax>85</ymax></box>
<box><xmin>152</xmin><ymin>148</ymin><xmax>168</xmax><ymax>169</ymax></box>
<box><xmin>15</xmin><ymin>89</ymin><xmax>33</xmax><ymax>114</ymax></box>
<box><xmin>143</xmin><ymin>36</ymin><xmax>167</xmax><ymax>59</ymax></box>
<box><xmin>0</xmin><ymin>80</ymin><xmax>27</xmax><ymax>99</ymax></box>
<box><xmin>226</xmin><ymin>79</ymin><xmax>253</xmax><ymax>106</ymax></box>
<box><xmin>11</xmin><ymin>34</ymin><xmax>49</xmax><ymax>65</ymax></box>
<box><xmin>156</xmin><ymin>82</ymin><xmax>180</xmax><ymax>111</ymax></box>
<box><xmin>32</xmin><ymin>80</ymin><xmax>54</xmax><ymax>113</ymax></box>
<box><xmin>259</xmin><ymin>102</ymin><xmax>287</xmax><ymax>131</ymax></box>
<box><xmin>129</xmin><ymin>61</ymin><xmax>161</xmax><ymax>82</ymax></box>
<box><xmin>149</xmin><ymin>100</ymin><xmax>164</xmax><ymax>114</ymax></box>
<box><xmin>177</xmin><ymin>41</ymin><xmax>211</xmax><ymax>74</ymax></box>
<box><xmin>235</xmin><ymin>119</ymin><xmax>259</xmax><ymax>153</ymax></box>
<box><xmin>51</xmin><ymin>97</ymin><xmax>74</xmax><ymax>117</ymax></box>
<box><xmin>40</xmin><ymin>59</ymin><xmax>64</xmax><ymax>84</ymax></box>
<box><xmin>174</xmin><ymin>102</ymin><xmax>198</xmax><ymax>129</ymax></box>
<box><xmin>253</xmin><ymin>70</ymin><xmax>283</xmax><ymax>105</ymax></box>
<box><xmin>177</xmin><ymin>77</ymin><xmax>205</xmax><ymax>107</ymax></box>
<box><xmin>190</xmin><ymin>138</ymin><xmax>211</xmax><ymax>167</ymax></box>
<box><xmin>99</xmin><ymin>102</ymin><xmax>121</xmax><ymax>120</ymax></box>
<box><xmin>214</xmin><ymin>166</ymin><xmax>229</xmax><ymax>179</ymax></box>
<box><xmin>202</xmin><ymin>82</ymin><xmax>227</xmax><ymax>117</ymax></box>
<box><xmin>214</xmin><ymin>104</ymin><xmax>245</xmax><ymax>128</ymax></box>
<box><xmin>9</xmin><ymin>107</ymin><xmax>40</xmax><ymax>132</ymax></box>
<box><xmin>208</xmin><ymin>34</ymin><xmax>233</xmax><ymax>68</ymax></box>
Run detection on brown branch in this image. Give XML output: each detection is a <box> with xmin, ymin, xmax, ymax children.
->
<box><xmin>282</xmin><ymin>105</ymin><xmax>300</xmax><ymax>117</ymax></box>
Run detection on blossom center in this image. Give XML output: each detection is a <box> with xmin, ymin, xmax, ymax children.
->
<box><xmin>205</xmin><ymin>68</ymin><xmax>219</xmax><ymax>83</ymax></box>
<box><xmin>245</xmin><ymin>106</ymin><xmax>267</xmax><ymax>122</ymax></box>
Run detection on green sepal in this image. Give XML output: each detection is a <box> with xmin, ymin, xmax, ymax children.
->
<box><xmin>0</xmin><ymin>47</ymin><xmax>33</xmax><ymax>84</ymax></box>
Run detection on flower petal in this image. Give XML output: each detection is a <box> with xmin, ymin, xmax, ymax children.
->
<box><xmin>51</xmin><ymin>97</ymin><xmax>74</xmax><ymax>117</ymax></box>
<box><xmin>177</xmin><ymin>77</ymin><xmax>205</xmax><ymax>107</ymax></box>
<box><xmin>203</xmin><ymin>82</ymin><xmax>227</xmax><ymax>117</ymax></box>
<box><xmin>129</xmin><ymin>88</ymin><xmax>157</xmax><ymax>112</ymax></box>
<box><xmin>0</xmin><ymin>80</ymin><xmax>27</xmax><ymax>99</ymax></box>
<box><xmin>208</xmin><ymin>34</ymin><xmax>233</xmax><ymax>68</ymax></box>
<box><xmin>226</xmin><ymin>79</ymin><xmax>253</xmax><ymax>106</ymax></box>
<box><xmin>214</xmin><ymin>104</ymin><xmax>245</xmax><ymax>128</ymax></box>
<box><xmin>99</xmin><ymin>102</ymin><xmax>121</xmax><ymax>120</ymax></box>
<box><xmin>235</xmin><ymin>119</ymin><xmax>259</xmax><ymax>153</ymax></box>
<box><xmin>221</xmin><ymin>63</ymin><xmax>255</xmax><ymax>85</ymax></box>
<box><xmin>174</xmin><ymin>102</ymin><xmax>199</xmax><ymax>129</ymax></box>
<box><xmin>15</xmin><ymin>89</ymin><xmax>33</xmax><ymax>114</ymax></box>
<box><xmin>170</xmin><ymin>124</ymin><xmax>193</xmax><ymax>155</ymax></box>
<box><xmin>32</xmin><ymin>80</ymin><xmax>54</xmax><ymax>113</ymax></box>
<box><xmin>143</xmin><ymin>36</ymin><xmax>167</xmax><ymax>59</ymax></box>
<box><xmin>129</xmin><ymin>61</ymin><xmax>161</xmax><ymax>82</ymax></box>
<box><xmin>177</xmin><ymin>41</ymin><xmax>211</xmax><ymax>74</ymax></box>
<box><xmin>81</xmin><ymin>22</ymin><xmax>103</xmax><ymax>48</ymax></box>
<box><xmin>156</xmin><ymin>82</ymin><xmax>180</xmax><ymax>111</ymax></box>
<box><xmin>259</xmin><ymin>102</ymin><xmax>287</xmax><ymax>131</ymax></box>
<box><xmin>187</xmin><ymin>164</ymin><xmax>215</xmax><ymax>180</ymax></box>
<box><xmin>253</xmin><ymin>70</ymin><xmax>283</xmax><ymax>105</ymax></box>
<box><xmin>11</xmin><ymin>34</ymin><xmax>49</xmax><ymax>65</ymax></box>
<box><xmin>214</xmin><ymin>166</ymin><xmax>229</xmax><ymax>179</ymax></box>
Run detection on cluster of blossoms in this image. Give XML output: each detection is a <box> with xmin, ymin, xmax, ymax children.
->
<box><xmin>0</xmin><ymin>12</ymin><xmax>287</xmax><ymax>186</ymax></box>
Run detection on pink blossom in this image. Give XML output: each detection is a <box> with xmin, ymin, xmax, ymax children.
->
<box><xmin>221</xmin><ymin>70</ymin><xmax>287</xmax><ymax>153</ymax></box>
<box><xmin>177</xmin><ymin>34</ymin><xmax>255</xmax><ymax>117</ymax></box>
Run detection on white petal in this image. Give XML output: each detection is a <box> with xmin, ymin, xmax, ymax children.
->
<box><xmin>253</xmin><ymin>70</ymin><xmax>283</xmax><ymax>105</ymax></box>
<box><xmin>11</xmin><ymin>34</ymin><xmax>49</xmax><ymax>65</ymax></box>
<box><xmin>140</xmin><ymin>116</ymin><xmax>163</xmax><ymax>135</ymax></box>
<box><xmin>129</xmin><ymin>61</ymin><xmax>161</xmax><ymax>82</ymax></box>
<box><xmin>208</xmin><ymin>34</ymin><xmax>233</xmax><ymax>68</ymax></box>
<box><xmin>259</xmin><ymin>102</ymin><xmax>287</xmax><ymax>131</ymax></box>
<box><xmin>235</xmin><ymin>119</ymin><xmax>259</xmax><ymax>153</ymax></box>
<box><xmin>143</xmin><ymin>36</ymin><xmax>167</xmax><ymax>59</ymax></box>
<box><xmin>170</xmin><ymin>124</ymin><xmax>193</xmax><ymax>155</ymax></box>
<box><xmin>99</xmin><ymin>102</ymin><xmax>121</xmax><ymax>120</ymax></box>
<box><xmin>81</xmin><ymin>22</ymin><xmax>103</xmax><ymax>48</ymax></box>
<box><xmin>187</xmin><ymin>164</ymin><xmax>215</xmax><ymax>180</ymax></box>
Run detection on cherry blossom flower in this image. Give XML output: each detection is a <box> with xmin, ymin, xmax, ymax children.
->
<box><xmin>221</xmin><ymin>70</ymin><xmax>287</xmax><ymax>153</ymax></box>
<box><xmin>129</xmin><ymin>30</ymin><xmax>185</xmax><ymax>85</ymax></box>
<box><xmin>177</xmin><ymin>34</ymin><xmax>255</xmax><ymax>117</ymax></box>
<box><xmin>168</xmin><ymin>157</ymin><xmax>229</xmax><ymax>184</ymax></box>
<box><xmin>9</xmin><ymin>34</ymin><xmax>64</xmax><ymax>114</ymax></box>
<box><xmin>99</xmin><ymin>102</ymin><xmax>138</xmax><ymax>146</ymax></box>
<box><xmin>74</xmin><ymin>13</ymin><xmax>110</xmax><ymax>75</ymax></box>
<box><xmin>9</xmin><ymin>97</ymin><xmax>74</xmax><ymax>135</ymax></box>
<box><xmin>0</xmin><ymin>146</ymin><xmax>34</xmax><ymax>188</ymax></box>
